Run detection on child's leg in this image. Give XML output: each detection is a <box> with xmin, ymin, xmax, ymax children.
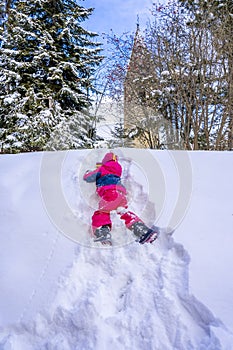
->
<box><xmin>117</xmin><ymin>208</ymin><xmax>158</xmax><ymax>243</ymax></box>
<box><xmin>117</xmin><ymin>208</ymin><xmax>143</xmax><ymax>229</ymax></box>
<box><xmin>92</xmin><ymin>210</ymin><xmax>111</xmax><ymax>234</ymax></box>
<box><xmin>91</xmin><ymin>189</ymin><xmax>119</xmax><ymax>233</ymax></box>
<box><xmin>92</xmin><ymin>188</ymin><xmax>131</xmax><ymax>234</ymax></box>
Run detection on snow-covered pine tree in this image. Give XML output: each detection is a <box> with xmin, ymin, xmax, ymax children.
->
<box><xmin>110</xmin><ymin>117</ymin><xmax>128</xmax><ymax>148</ymax></box>
<box><xmin>0</xmin><ymin>0</ymin><xmax>102</xmax><ymax>152</ymax></box>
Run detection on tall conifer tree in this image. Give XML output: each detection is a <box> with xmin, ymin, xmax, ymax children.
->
<box><xmin>0</xmin><ymin>0</ymin><xmax>102</xmax><ymax>152</ymax></box>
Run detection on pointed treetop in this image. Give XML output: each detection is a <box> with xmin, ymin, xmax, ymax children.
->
<box><xmin>136</xmin><ymin>14</ymin><xmax>140</xmax><ymax>31</ymax></box>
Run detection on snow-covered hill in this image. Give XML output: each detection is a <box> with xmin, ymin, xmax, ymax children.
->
<box><xmin>0</xmin><ymin>149</ymin><xmax>232</xmax><ymax>349</ymax></box>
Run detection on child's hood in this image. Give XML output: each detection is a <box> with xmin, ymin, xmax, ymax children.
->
<box><xmin>101</xmin><ymin>152</ymin><xmax>118</xmax><ymax>164</ymax></box>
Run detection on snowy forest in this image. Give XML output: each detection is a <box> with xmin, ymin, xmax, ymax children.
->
<box><xmin>0</xmin><ymin>0</ymin><xmax>233</xmax><ymax>152</ymax></box>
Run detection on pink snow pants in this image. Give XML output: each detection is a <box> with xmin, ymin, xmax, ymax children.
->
<box><xmin>92</xmin><ymin>186</ymin><xmax>142</xmax><ymax>233</ymax></box>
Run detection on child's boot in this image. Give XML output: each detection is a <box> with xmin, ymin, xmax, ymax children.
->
<box><xmin>130</xmin><ymin>222</ymin><xmax>158</xmax><ymax>244</ymax></box>
<box><xmin>94</xmin><ymin>225</ymin><xmax>112</xmax><ymax>245</ymax></box>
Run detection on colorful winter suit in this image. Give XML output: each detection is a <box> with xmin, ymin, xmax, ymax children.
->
<box><xmin>83</xmin><ymin>152</ymin><xmax>142</xmax><ymax>234</ymax></box>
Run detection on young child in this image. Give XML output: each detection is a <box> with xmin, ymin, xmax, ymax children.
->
<box><xmin>83</xmin><ymin>152</ymin><xmax>158</xmax><ymax>245</ymax></box>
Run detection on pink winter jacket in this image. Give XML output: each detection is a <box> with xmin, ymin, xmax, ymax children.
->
<box><xmin>83</xmin><ymin>159</ymin><xmax>126</xmax><ymax>195</ymax></box>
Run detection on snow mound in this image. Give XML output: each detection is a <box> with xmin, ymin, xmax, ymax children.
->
<box><xmin>0</xmin><ymin>149</ymin><xmax>233</xmax><ymax>349</ymax></box>
<box><xmin>0</xmin><ymin>232</ymin><xmax>225</xmax><ymax>350</ymax></box>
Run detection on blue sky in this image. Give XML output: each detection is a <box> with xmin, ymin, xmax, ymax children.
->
<box><xmin>82</xmin><ymin>0</ymin><xmax>154</xmax><ymax>35</ymax></box>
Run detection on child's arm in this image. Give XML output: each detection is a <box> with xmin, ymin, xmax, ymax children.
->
<box><xmin>83</xmin><ymin>167</ymin><xmax>100</xmax><ymax>183</ymax></box>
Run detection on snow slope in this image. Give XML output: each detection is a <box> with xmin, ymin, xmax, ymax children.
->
<box><xmin>0</xmin><ymin>149</ymin><xmax>232</xmax><ymax>349</ymax></box>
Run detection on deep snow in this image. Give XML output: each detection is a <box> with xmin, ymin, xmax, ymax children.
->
<box><xmin>0</xmin><ymin>148</ymin><xmax>233</xmax><ymax>349</ymax></box>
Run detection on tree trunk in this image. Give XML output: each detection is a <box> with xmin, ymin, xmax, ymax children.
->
<box><xmin>228</xmin><ymin>55</ymin><xmax>233</xmax><ymax>150</ymax></box>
